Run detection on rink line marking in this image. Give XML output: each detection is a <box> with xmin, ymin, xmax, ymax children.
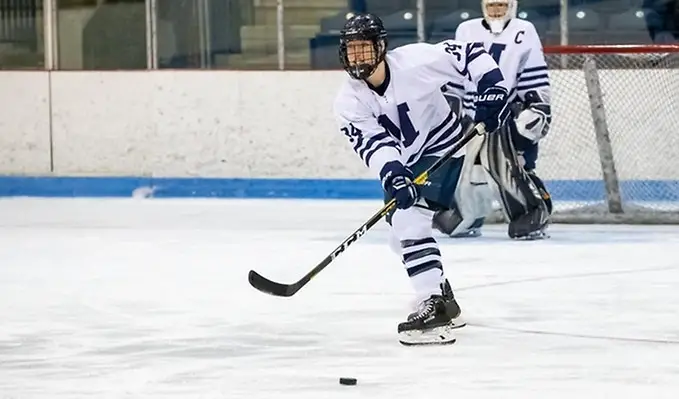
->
<box><xmin>331</xmin><ymin>264</ymin><xmax>678</xmax><ymax>298</ymax></box>
<box><xmin>331</xmin><ymin>264</ymin><xmax>679</xmax><ymax>345</ymax></box>
<box><xmin>456</xmin><ymin>264</ymin><xmax>679</xmax><ymax>292</ymax></box>
<box><xmin>467</xmin><ymin>323</ymin><xmax>679</xmax><ymax>345</ymax></box>
<box><xmin>460</xmin><ymin>264</ymin><xmax>679</xmax><ymax>345</ymax></box>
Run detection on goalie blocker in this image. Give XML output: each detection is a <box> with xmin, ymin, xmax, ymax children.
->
<box><xmin>433</xmin><ymin>117</ymin><xmax>552</xmax><ymax>240</ymax></box>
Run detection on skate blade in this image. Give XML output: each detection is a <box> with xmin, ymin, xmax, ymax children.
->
<box><xmin>398</xmin><ymin>323</ymin><xmax>457</xmax><ymax>346</ymax></box>
<box><xmin>512</xmin><ymin>229</ymin><xmax>550</xmax><ymax>241</ymax></box>
<box><xmin>449</xmin><ymin>229</ymin><xmax>482</xmax><ymax>238</ymax></box>
<box><xmin>449</xmin><ymin>316</ymin><xmax>467</xmax><ymax>329</ymax></box>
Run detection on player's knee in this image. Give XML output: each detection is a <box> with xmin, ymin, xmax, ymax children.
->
<box><xmin>391</xmin><ymin>207</ymin><xmax>432</xmax><ymax>241</ymax></box>
<box><xmin>388</xmin><ymin>230</ymin><xmax>402</xmax><ymax>255</ymax></box>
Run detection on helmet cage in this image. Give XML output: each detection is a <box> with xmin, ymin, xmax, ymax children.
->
<box><xmin>339</xmin><ymin>26</ymin><xmax>387</xmax><ymax>80</ymax></box>
<box><xmin>482</xmin><ymin>0</ymin><xmax>517</xmax><ymax>34</ymax></box>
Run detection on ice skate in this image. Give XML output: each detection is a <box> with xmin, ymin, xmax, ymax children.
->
<box><xmin>441</xmin><ymin>279</ymin><xmax>466</xmax><ymax>329</ymax></box>
<box><xmin>398</xmin><ymin>280</ymin><xmax>465</xmax><ymax>346</ymax></box>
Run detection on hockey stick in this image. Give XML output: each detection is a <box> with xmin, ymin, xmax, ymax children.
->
<box><xmin>248</xmin><ymin>122</ymin><xmax>487</xmax><ymax>297</ymax></box>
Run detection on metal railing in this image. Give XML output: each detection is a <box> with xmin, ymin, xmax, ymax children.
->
<box><xmin>0</xmin><ymin>0</ymin><xmax>632</xmax><ymax>70</ymax></box>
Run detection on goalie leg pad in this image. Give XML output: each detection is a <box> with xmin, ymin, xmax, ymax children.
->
<box><xmin>432</xmin><ymin>134</ymin><xmax>495</xmax><ymax>238</ymax></box>
<box><xmin>510</xmin><ymin>171</ymin><xmax>552</xmax><ymax>240</ymax></box>
<box><xmin>527</xmin><ymin>170</ymin><xmax>553</xmax><ymax>215</ymax></box>
<box><xmin>432</xmin><ymin>208</ymin><xmax>485</xmax><ymax>238</ymax></box>
<box><xmin>480</xmin><ymin>120</ymin><xmax>550</xmax><ymax>239</ymax></box>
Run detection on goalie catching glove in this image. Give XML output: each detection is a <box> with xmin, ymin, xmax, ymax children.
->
<box><xmin>515</xmin><ymin>103</ymin><xmax>551</xmax><ymax>143</ymax></box>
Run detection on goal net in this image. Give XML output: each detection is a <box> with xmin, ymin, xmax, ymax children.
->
<box><xmin>538</xmin><ymin>44</ymin><xmax>679</xmax><ymax>224</ymax></box>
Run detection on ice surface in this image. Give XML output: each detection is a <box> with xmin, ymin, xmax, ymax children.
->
<box><xmin>1</xmin><ymin>198</ymin><xmax>678</xmax><ymax>399</ymax></box>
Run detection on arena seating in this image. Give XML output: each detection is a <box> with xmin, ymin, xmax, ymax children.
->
<box><xmin>310</xmin><ymin>0</ymin><xmax>675</xmax><ymax>69</ymax></box>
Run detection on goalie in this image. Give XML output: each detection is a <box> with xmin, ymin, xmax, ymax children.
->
<box><xmin>435</xmin><ymin>0</ymin><xmax>553</xmax><ymax>240</ymax></box>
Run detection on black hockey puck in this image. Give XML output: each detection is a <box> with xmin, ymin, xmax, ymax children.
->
<box><xmin>339</xmin><ymin>377</ymin><xmax>357</xmax><ymax>386</ymax></box>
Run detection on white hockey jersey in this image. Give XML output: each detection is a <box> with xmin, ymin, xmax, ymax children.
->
<box><xmin>333</xmin><ymin>40</ymin><xmax>506</xmax><ymax>180</ymax></box>
<box><xmin>447</xmin><ymin>18</ymin><xmax>550</xmax><ymax>117</ymax></box>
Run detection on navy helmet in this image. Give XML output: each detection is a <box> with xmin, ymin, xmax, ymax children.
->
<box><xmin>339</xmin><ymin>13</ymin><xmax>388</xmax><ymax>80</ymax></box>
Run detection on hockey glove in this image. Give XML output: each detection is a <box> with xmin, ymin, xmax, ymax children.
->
<box><xmin>516</xmin><ymin>104</ymin><xmax>552</xmax><ymax>143</ymax></box>
<box><xmin>380</xmin><ymin>161</ymin><xmax>420</xmax><ymax>210</ymax></box>
<box><xmin>475</xmin><ymin>86</ymin><xmax>511</xmax><ymax>133</ymax></box>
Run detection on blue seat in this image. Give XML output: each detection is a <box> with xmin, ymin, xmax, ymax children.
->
<box><xmin>387</xmin><ymin>33</ymin><xmax>420</xmax><ymax>49</ymax></box>
<box><xmin>455</xmin><ymin>0</ymin><xmax>481</xmax><ymax>10</ymax></box>
<box><xmin>364</xmin><ymin>0</ymin><xmax>412</xmax><ymax>18</ymax></box>
<box><xmin>425</xmin><ymin>0</ymin><xmax>461</xmax><ymax>16</ymax></box>
<box><xmin>645</xmin><ymin>0</ymin><xmax>675</xmax><ymax>8</ymax></box>
<box><xmin>572</xmin><ymin>0</ymin><xmax>633</xmax><ymax>13</ymax></box>
<box><xmin>381</xmin><ymin>9</ymin><xmax>420</xmax><ymax>32</ymax></box>
<box><xmin>513</xmin><ymin>0</ymin><xmax>560</xmax><ymax>18</ymax></box>
<box><xmin>427</xmin><ymin>32</ymin><xmax>455</xmax><ymax>43</ymax></box>
<box><xmin>515</xmin><ymin>7</ymin><xmax>550</xmax><ymax>35</ymax></box>
<box><xmin>608</xmin><ymin>8</ymin><xmax>662</xmax><ymax>31</ymax></box>
<box><xmin>320</xmin><ymin>10</ymin><xmax>358</xmax><ymax>34</ymax></box>
<box><xmin>549</xmin><ymin>8</ymin><xmax>602</xmax><ymax>32</ymax></box>
<box><xmin>310</xmin><ymin>34</ymin><xmax>341</xmax><ymax>69</ymax></box>
<box><xmin>603</xmin><ymin>8</ymin><xmax>660</xmax><ymax>44</ymax></box>
<box><xmin>431</xmin><ymin>9</ymin><xmax>482</xmax><ymax>34</ymax></box>
<box><xmin>546</xmin><ymin>8</ymin><xmax>603</xmax><ymax>44</ymax></box>
<box><xmin>518</xmin><ymin>0</ymin><xmax>559</xmax><ymax>7</ymax></box>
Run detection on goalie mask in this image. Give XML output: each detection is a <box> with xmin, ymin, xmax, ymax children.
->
<box><xmin>339</xmin><ymin>13</ymin><xmax>388</xmax><ymax>80</ymax></box>
<box><xmin>482</xmin><ymin>0</ymin><xmax>517</xmax><ymax>34</ymax></box>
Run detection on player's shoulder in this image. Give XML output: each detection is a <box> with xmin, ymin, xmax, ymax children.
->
<box><xmin>508</xmin><ymin>18</ymin><xmax>540</xmax><ymax>35</ymax></box>
<box><xmin>456</xmin><ymin>17</ymin><xmax>485</xmax><ymax>32</ymax></box>
<box><xmin>388</xmin><ymin>42</ymin><xmax>440</xmax><ymax>60</ymax></box>
<box><xmin>333</xmin><ymin>77</ymin><xmax>368</xmax><ymax>116</ymax></box>
<box><xmin>387</xmin><ymin>41</ymin><xmax>450</xmax><ymax>69</ymax></box>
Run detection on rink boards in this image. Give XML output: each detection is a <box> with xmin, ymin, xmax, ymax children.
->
<box><xmin>0</xmin><ymin>70</ymin><xmax>677</xmax><ymax>201</ymax></box>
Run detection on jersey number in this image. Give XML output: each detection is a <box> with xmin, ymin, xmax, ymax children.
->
<box><xmin>443</xmin><ymin>41</ymin><xmax>463</xmax><ymax>61</ymax></box>
<box><xmin>378</xmin><ymin>102</ymin><xmax>418</xmax><ymax>147</ymax></box>
<box><xmin>341</xmin><ymin>123</ymin><xmax>362</xmax><ymax>142</ymax></box>
<box><xmin>487</xmin><ymin>43</ymin><xmax>507</xmax><ymax>64</ymax></box>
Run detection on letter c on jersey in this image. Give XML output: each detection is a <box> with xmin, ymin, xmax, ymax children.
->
<box><xmin>515</xmin><ymin>31</ymin><xmax>524</xmax><ymax>44</ymax></box>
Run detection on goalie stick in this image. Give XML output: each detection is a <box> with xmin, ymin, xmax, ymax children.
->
<box><xmin>248</xmin><ymin>122</ymin><xmax>488</xmax><ymax>297</ymax></box>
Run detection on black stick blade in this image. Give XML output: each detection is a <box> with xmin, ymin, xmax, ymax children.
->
<box><xmin>248</xmin><ymin>270</ymin><xmax>297</xmax><ymax>297</ymax></box>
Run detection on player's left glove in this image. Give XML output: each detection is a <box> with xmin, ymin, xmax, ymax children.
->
<box><xmin>380</xmin><ymin>161</ymin><xmax>420</xmax><ymax>210</ymax></box>
<box><xmin>474</xmin><ymin>86</ymin><xmax>511</xmax><ymax>133</ymax></box>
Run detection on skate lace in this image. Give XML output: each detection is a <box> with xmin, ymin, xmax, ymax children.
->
<box><xmin>411</xmin><ymin>299</ymin><xmax>436</xmax><ymax>321</ymax></box>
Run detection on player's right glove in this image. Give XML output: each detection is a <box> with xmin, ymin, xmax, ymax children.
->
<box><xmin>474</xmin><ymin>86</ymin><xmax>511</xmax><ymax>133</ymax></box>
<box><xmin>380</xmin><ymin>161</ymin><xmax>420</xmax><ymax>210</ymax></box>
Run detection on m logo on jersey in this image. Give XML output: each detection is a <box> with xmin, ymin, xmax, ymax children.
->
<box><xmin>378</xmin><ymin>102</ymin><xmax>419</xmax><ymax>147</ymax></box>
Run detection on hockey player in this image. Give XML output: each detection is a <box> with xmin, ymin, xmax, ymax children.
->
<box><xmin>333</xmin><ymin>13</ymin><xmax>512</xmax><ymax>345</ymax></box>
<box><xmin>434</xmin><ymin>0</ymin><xmax>553</xmax><ymax>240</ymax></box>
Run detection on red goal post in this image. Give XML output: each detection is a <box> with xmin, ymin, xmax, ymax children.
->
<box><xmin>516</xmin><ymin>44</ymin><xmax>679</xmax><ymax>224</ymax></box>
